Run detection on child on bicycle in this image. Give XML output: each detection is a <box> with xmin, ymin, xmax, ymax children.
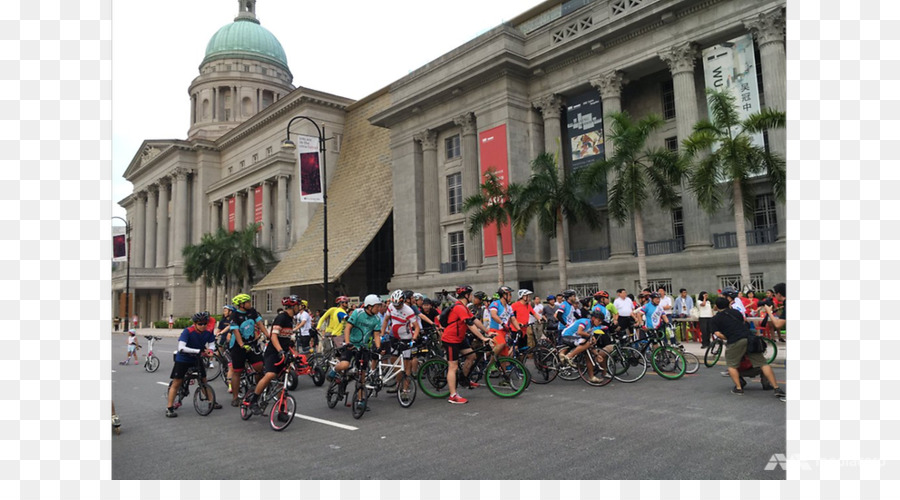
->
<box><xmin>120</xmin><ymin>330</ymin><xmax>141</xmax><ymax>365</ymax></box>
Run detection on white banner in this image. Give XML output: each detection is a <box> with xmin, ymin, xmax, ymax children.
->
<box><xmin>701</xmin><ymin>33</ymin><xmax>764</xmax><ymax>151</ymax></box>
<box><xmin>295</xmin><ymin>134</ymin><xmax>323</xmax><ymax>203</ymax></box>
<box><xmin>112</xmin><ymin>226</ymin><xmax>127</xmax><ymax>262</ymax></box>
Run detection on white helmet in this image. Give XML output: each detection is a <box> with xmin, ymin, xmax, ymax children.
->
<box><xmin>518</xmin><ymin>289</ymin><xmax>533</xmax><ymax>299</ymax></box>
<box><xmin>390</xmin><ymin>289</ymin><xmax>404</xmax><ymax>305</ymax></box>
<box><xmin>363</xmin><ymin>294</ymin><xmax>382</xmax><ymax>308</ymax></box>
<box><xmin>413</xmin><ymin>292</ymin><xmax>425</xmax><ymax>301</ymax></box>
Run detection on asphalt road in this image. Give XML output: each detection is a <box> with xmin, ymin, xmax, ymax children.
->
<box><xmin>111</xmin><ymin>333</ymin><xmax>786</xmax><ymax>480</ymax></box>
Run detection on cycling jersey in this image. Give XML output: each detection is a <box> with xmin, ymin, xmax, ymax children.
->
<box><xmin>562</xmin><ymin>318</ymin><xmax>592</xmax><ymax>337</ymax></box>
<box><xmin>731</xmin><ymin>299</ymin><xmax>746</xmax><ymax>317</ymax></box>
<box><xmin>387</xmin><ymin>303</ymin><xmax>417</xmax><ymax>339</ymax></box>
<box><xmin>346</xmin><ymin>308</ymin><xmax>381</xmax><ymax>348</ymax></box>
<box><xmin>175</xmin><ymin>325</ymin><xmax>216</xmax><ymax>364</ymax></box>
<box><xmin>637</xmin><ymin>302</ymin><xmax>667</xmax><ymax>329</ymax></box>
<box><xmin>442</xmin><ymin>301</ymin><xmax>472</xmax><ymax>344</ymax></box>
<box><xmin>270</xmin><ymin>312</ymin><xmax>294</xmax><ymax>340</ymax></box>
<box><xmin>591</xmin><ymin>303</ymin><xmax>612</xmax><ymax>324</ymax></box>
<box><xmin>556</xmin><ymin>301</ymin><xmax>576</xmax><ymax>328</ymax></box>
<box><xmin>488</xmin><ymin>299</ymin><xmax>512</xmax><ymax>330</ymax></box>
<box><xmin>510</xmin><ymin>301</ymin><xmax>535</xmax><ymax>326</ymax></box>
<box><xmin>228</xmin><ymin>307</ymin><xmax>263</xmax><ymax>348</ymax></box>
<box><xmin>317</xmin><ymin>306</ymin><xmax>349</xmax><ymax>337</ymax></box>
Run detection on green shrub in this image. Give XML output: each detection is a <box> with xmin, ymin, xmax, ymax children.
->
<box><xmin>153</xmin><ymin>321</ymin><xmax>168</xmax><ymax>329</ymax></box>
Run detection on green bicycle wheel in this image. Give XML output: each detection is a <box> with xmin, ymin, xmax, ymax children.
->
<box><xmin>651</xmin><ymin>346</ymin><xmax>686</xmax><ymax>380</ymax></box>
<box><xmin>763</xmin><ymin>337</ymin><xmax>777</xmax><ymax>364</ymax></box>
<box><xmin>704</xmin><ymin>342</ymin><xmax>722</xmax><ymax>368</ymax></box>
<box><xmin>485</xmin><ymin>357</ymin><xmax>528</xmax><ymax>398</ymax></box>
<box><xmin>417</xmin><ymin>358</ymin><xmax>450</xmax><ymax>398</ymax></box>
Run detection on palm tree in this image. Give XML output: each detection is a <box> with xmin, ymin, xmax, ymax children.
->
<box><xmin>463</xmin><ymin>168</ymin><xmax>520</xmax><ymax>286</ymax></box>
<box><xmin>585</xmin><ymin>111</ymin><xmax>683</xmax><ymax>290</ymax></box>
<box><xmin>182</xmin><ymin>224</ymin><xmax>275</xmax><ymax>297</ymax></box>
<box><xmin>222</xmin><ymin>223</ymin><xmax>275</xmax><ymax>292</ymax></box>
<box><xmin>682</xmin><ymin>88</ymin><xmax>786</xmax><ymax>287</ymax></box>
<box><xmin>183</xmin><ymin>228</ymin><xmax>228</xmax><ymax>293</ymax></box>
<box><xmin>515</xmin><ymin>152</ymin><xmax>601</xmax><ymax>290</ymax></box>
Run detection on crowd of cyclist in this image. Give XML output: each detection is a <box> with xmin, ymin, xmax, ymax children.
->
<box><xmin>164</xmin><ymin>282</ymin><xmax>785</xmax><ymax>416</ymax></box>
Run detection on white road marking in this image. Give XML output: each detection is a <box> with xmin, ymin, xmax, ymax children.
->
<box><xmin>296</xmin><ymin>414</ymin><xmax>358</xmax><ymax>431</ymax></box>
<box><xmin>156</xmin><ymin>382</ymin><xmax>169</xmax><ymax>386</ymax></box>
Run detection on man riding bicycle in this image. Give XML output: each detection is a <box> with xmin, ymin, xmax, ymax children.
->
<box><xmin>166</xmin><ymin>312</ymin><xmax>220</xmax><ymax>417</ymax></box>
<box><xmin>383</xmin><ymin>290</ymin><xmax>421</xmax><ymax>395</ymax></box>
<box><xmin>246</xmin><ymin>296</ymin><xmax>300</xmax><ymax>414</ymax></box>
<box><xmin>487</xmin><ymin>286</ymin><xmax>522</xmax><ymax>360</ymax></box>
<box><xmin>441</xmin><ymin>285</ymin><xmax>494</xmax><ymax>404</ymax></box>
<box><xmin>328</xmin><ymin>295</ymin><xmax>383</xmax><ymax>411</ymax></box>
<box><xmin>558</xmin><ymin>310</ymin><xmax>612</xmax><ymax>383</ymax></box>
<box><xmin>318</xmin><ymin>296</ymin><xmax>351</xmax><ymax>351</ymax></box>
<box><xmin>228</xmin><ymin>293</ymin><xmax>268</xmax><ymax>407</ymax></box>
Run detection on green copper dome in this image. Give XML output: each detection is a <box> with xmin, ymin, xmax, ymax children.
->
<box><xmin>201</xmin><ymin>18</ymin><xmax>289</xmax><ymax>70</ymax></box>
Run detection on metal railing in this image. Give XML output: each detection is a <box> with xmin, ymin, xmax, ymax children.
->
<box><xmin>641</xmin><ymin>237</ymin><xmax>685</xmax><ymax>256</ymax></box>
<box><xmin>713</xmin><ymin>226</ymin><xmax>778</xmax><ymax>249</ymax></box>
<box><xmin>440</xmin><ymin>260</ymin><xmax>467</xmax><ymax>274</ymax></box>
<box><xmin>570</xmin><ymin>246</ymin><xmax>611</xmax><ymax>263</ymax></box>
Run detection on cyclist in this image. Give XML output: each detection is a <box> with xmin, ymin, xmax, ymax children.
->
<box><xmin>292</xmin><ymin>297</ymin><xmax>313</xmax><ymax>353</ymax></box>
<box><xmin>634</xmin><ymin>292</ymin><xmax>680</xmax><ymax>347</ymax></box>
<box><xmin>166</xmin><ymin>312</ymin><xmax>220</xmax><ymax>417</ymax></box>
<box><xmin>554</xmin><ymin>289</ymin><xmax>579</xmax><ymax>329</ymax></box>
<box><xmin>330</xmin><ymin>294</ymin><xmax>383</xmax><ymax>411</ymax></box>
<box><xmin>317</xmin><ymin>296</ymin><xmax>351</xmax><ymax>352</ymax></box>
<box><xmin>592</xmin><ymin>291</ymin><xmax>618</xmax><ymax>331</ymax></box>
<box><xmin>558</xmin><ymin>310</ymin><xmax>611</xmax><ymax>383</ymax></box>
<box><xmin>417</xmin><ymin>296</ymin><xmax>441</xmax><ymax>333</ymax></box>
<box><xmin>227</xmin><ymin>293</ymin><xmax>267</xmax><ymax>407</ymax></box>
<box><xmin>721</xmin><ymin>286</ymin><xmax>746</xmax><ymax>317</ymax></box>
<box><xmin>487</xmin><ymin>286</ymin><xmax>522</xmax><ymax>359</ymax></box>
<box><xmin>246</xmin><ymin>297</ymin><xmax>299</xmax><ymax>414</ymax></box>
<box><xmin>214</xmin><ymin>305</ymin><xmax>234</xmax><ymax>393</ymax></box>
<box><xmin>383</xmin><ymin>290</ymin><xmax>421</xmax><ymax>395</ymax></box>
<box><xmin>511</xmin><ymin>289</ymin><xmax>542</xmax><ymax>353</ymax></box>
<box><xmin>442</xmin><ymin>285</ymin><xmax>494</xmax><ymax>404</ymax></box>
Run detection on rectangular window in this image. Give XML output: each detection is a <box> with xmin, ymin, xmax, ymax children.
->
<box><xmin>718</xmin><ymin>274</ymin><xmax>764</xmax><ymax>293</ymax></box>
<box><xmin>672</xmin><ymin>207</ymin><xmax>684</xmax><ymax>240</ymax></box>
<box><xmin>661</xmin><ymin>80</ymin><xmax>676</xmax><ymax>120</ymax></box>
<box><xmin>266</xmin><ymin>291</ymin><xmax>272</xmax><ymax>312</ymax></box>
<box><xmin>754</xmin><ymin>194</ymin><xmax>777</xmax><ymax>229</ymax></box>
<box><xmin>567</xmin><ymin>283</ymin><xmax>598</xmax><ymax>299</ymax></box>
<box><xmin>447</xmin><ymin>173</ymin><xmax>463</xmax><ymax>215</ymax></box>
<box><xmin>449</xmin><ymin>231</ymin><xmax>465</xmax><ymax>263</ymax></box>
<box><xmin>445</xmin><ymin>135</ymin><xmax>461</xmax><ymax>160</ymax></box>
<box><xmin>635</xmin><ymin>279</ymin><xmax>672</xmax><ymax>294</ymax></box>
<box><xmin>665</xmin><ymin>136</ymin><xmax>678</xmax><ymax>152</ymax></box>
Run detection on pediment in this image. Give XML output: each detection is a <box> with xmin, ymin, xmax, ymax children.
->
<box><xmin>122</xmin><ymin>139</ymin><xmax>191</xmax><ymax>181</ymax></box>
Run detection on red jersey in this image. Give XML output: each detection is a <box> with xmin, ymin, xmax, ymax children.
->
<box><xmin>510</xmin><ymin>301</ymin><xmax>534</xmax><ymax>327</ymax></box>
<box><xmin>441</xmin><ymin>301</ymin><xmax>471</xmax><ymax>344</ymax></box>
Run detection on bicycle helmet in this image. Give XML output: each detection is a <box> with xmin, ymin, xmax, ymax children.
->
<box><xmin>498</xmin><ymin>286</ymin><xmax>513</xmax><ymax>297</ymax></box>
<box><xmin>594</xmin><ymin>290</ymin><xmax>609</xmax><ymax>299</ymax></box>
<box><xmin>590</xmin><ymin>310</ymin><xmax>605</xmax><ymax>319</ymax></box>
<box><xmin>282</xmin><ymin>296</ymin><xmax>300</xmax><ymax>307</ymax></box>
<box><xmin>401</xmin><ymin>290</ymin><xmax>414</xmax><ymax>300</ymax></box>
<box><xmin>562</xmin><ymin>289</ymin><xmax>577</xmax><ymax>299</ymax></box>
<box><xmin>390</xmin><ymin>289</ymin><xmax>405</xmax><ymax>305</ymax></box>
<box><xmin>300</xmin><ymin>299</ymin><xmax>308</xmax><ymax>308</ymax></box>
<box><xmin>473</xmin><ymin>290</ymin><xmax>487</xmax><ymax>301</ymax></box>
<box><xmin>721</xmin><ymin>287</ymin><xmax>739</xmax><ymax>299</ymax></box>
<box><xmin>191</xmin><ymin>311</ymin><xmax>210</xmax><ymax>323</ymax></box>
<box><xmin>413</xmin><ymin>292</ymin><xmax>425</xmax><ymax>301</ymax></box>
<box><xmin>335</xmin><ymin>296</ymin><xmax>350</xmax><ymax>304</ymax></box>
<box><xmin>455</xmin><ymin>285</ymin><xmax>473</xmax><ymax>296</ymax></box>
<box><xmin>363</xmin><ymin>294</ymin><xmax>382</xmax><ymax>308</ymax></box>
<box><xmin>232</xmin><ymin>293</ymin><xmax>251</xmax><ymax>307</ymax></box>
<box><xmin>517</xmin><ymin>289</ymin><xmax>533</xmax><ymax>299</ymax></box>
<box><xmin>649</xmin><ymin>292</ymin><xmax>660</xmax><ymax>299</ymax></box>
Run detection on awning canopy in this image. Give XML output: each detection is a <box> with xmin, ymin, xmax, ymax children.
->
<box><xmin>253</xmin><ymin>91</ymin><xmax>392</xmax><ymax>291</ymax></box>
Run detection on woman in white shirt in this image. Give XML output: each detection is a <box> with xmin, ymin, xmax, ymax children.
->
<box><xmin>697</xmin><ymin>291</ymin><xmax>714</xmax><ymax>348</ymax></box>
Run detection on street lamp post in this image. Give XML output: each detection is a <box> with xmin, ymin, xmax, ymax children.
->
<box><xmin>112</xmin><ymin>217</ymin><xmax>131</xmax><ymax>331</ymax></box>
<box><xmin>282</xmin><ymin>116</ymin><xmax>329</xmax><ymax>311</ymax></box>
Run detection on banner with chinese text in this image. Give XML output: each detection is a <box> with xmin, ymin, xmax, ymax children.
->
<box><xmin>702</xmin><ymin>34</ymin><xmax>764</xmax><ymax>150</ymax></box>
<box><xmin>478</xmin><ymin>124</ymin><xmax>513</xmax><ymax>257</ymax></box>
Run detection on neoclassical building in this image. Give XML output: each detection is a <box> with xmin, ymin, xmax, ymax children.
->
<box><xmin>115</xmin><ymin>0</ymin><xmax>787</xmax><ymax>322</ymax></box>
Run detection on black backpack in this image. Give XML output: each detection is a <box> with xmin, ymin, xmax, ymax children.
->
<box><xmin>439</xmin><ymin>302</ymin><xmax>460</xmax><ymax>328</ymax></box>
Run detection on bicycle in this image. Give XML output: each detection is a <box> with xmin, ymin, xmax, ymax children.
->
<box><xmin>163</xmin><ymin>356</ymin><xmax>217</xmax><ymax>416</ymax></box>
<box><xmin>605</xmin><ymin>331</ymin><xmax>648</xmax><ymax>383</ymax></box>
<box><xmin>704</xmin><ymin>334</ymin><xmax>776</xmax><ymax>367</ymax></box>
<box><xmin>630</xmin><ymin>328</ymin><xmax>687</xmax><ymax>380</ymax></box>
<box><xmin>417</xmin><ymin>338</ymin><xmax>529</xmax><ymax>399</ymax></box>
<box><xmin>368</xmin><ymin>338</ymin><xmax>418</xmax><ymax>408</ymax></box>
<box><xmin>240</xmin><ymin>351</ymin><xmax>298</xmax><ymax>431</ymax></box>
<box><xmin>141</xmin><ymin>336</ymin><xmax>162</xmax><ymax>372</ymax></box>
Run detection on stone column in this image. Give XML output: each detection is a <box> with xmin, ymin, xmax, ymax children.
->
<box><xmin>454</xmin><ymin>112</ymin><xmax>482</xmax><ymax>268</ymax></box>
<box><xmin>233</xmin><ymin>86</ymin><xmax>239</xmax><ymax>120</ymax></box>
<box><xmin>209</xmin><ymin>202</ymin><xmax>218</xmax><ymax>235</ymax></box>
<box><xmin>156</xmin><ymin>177</ymin><xmax>170</xmax><ymax>268</ymax></box>
<box><xmin>212</xmin><ymin>87</ymin><xmax>217</xmax><ymax>121</ymax></box>
<box><xmin>171</xmin><ymin>168</ymin><xmax>190</xmax><ymax>264</ymax></box>
<box><xmin>132</xmin><ymin>191</ymin><xmax>147</xmax><ymax>268</ymax></box>
<box><xmin>276</xmin><ymin>175</ymin><xmax>288</xmax><ymax>250</ymax></box>
<box><xmin>234</xmin><ymin>190</ymin><xmax>245</xmax><ymax>230</ymax></box>
<box><xmin>745</xmin><ymin>7</ymin><xmax>786</xmax><ymax>242</ymax></box>
<box><xmin>220</xmin><ymin>199</ymin><xmax>228</xmax><ymax>230</ymax></box>
<box><xmin>145</xmin><ymin>185</ymin><xmax>157</xmax><ymax>268</ymax></box>
<box><xmin>660</xmin><ymin>42</ymin><xmax>712</xmax><ymax>251</ymax></box>
<box><xmin>532</xmin><ymin>94</ymin><xmax>566</xmax><ymax>262</ymax></box>
<box><xmin>416</xmin><ymin>129</ymin><xmax>440</xmax><ymax>273</ymax></box>
<box><xmin>246</xmin><ymin>186</ymin><xmax>256</xmax><ymax>231</ymax></box>
<box><xmin>261</xmin><ymin>181</ymin><xmax>272</xmax><ymax>249</ymax></box>
<box><xmin>591</xmin><ymin>71</ymin><xmax>636</xmax><ymax>259</ymax></box>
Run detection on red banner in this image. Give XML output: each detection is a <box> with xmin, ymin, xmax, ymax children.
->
<box><xmin>228</xmin><ymin>197</ymin><xmax>235</xmax><ymax>232</ymax></box>
<box><xmin>478</xmin><ymin>124</ymin><xmax>513</xmax><ymax>257</ymax></box>
<box><xmin>254</xmin><ymin>185</ymin><xmax>263</xmax><ymax>231</ymax></box>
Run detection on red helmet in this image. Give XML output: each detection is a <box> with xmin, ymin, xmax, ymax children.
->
<box><xmin>593</xmin><ymin>290</ymin><xmax>609</xmax><ymax>299</ymax></box>
<box><xmin>335</xmin><ymin>296</ymin><xmax>350</xmax><ymax>304</ymax></box>
<box><xmin>455</xmin><ymin>285</ymin><xmax>473</xmax><ymax>297</ymax></box>
<box><xmin>282</xmin><ymin>296</ymin><xmax>300</xmax><ymax>307</ymax></box>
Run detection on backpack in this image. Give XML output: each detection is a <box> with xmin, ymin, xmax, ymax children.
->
<box><xmin>439</xmin><ymin>302</ymin><xmax>460</xmax><ymax>328</ymax></box>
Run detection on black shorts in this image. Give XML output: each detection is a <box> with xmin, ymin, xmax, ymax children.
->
<box><xmin>443</xmin><ymin>340</ymin><xmax>470</xmax><ymax>362</ymax></box>
<box><xmin>230</xmin><ymin>343</ymin><xmax>263</xmax><ymax>372</ymax></box>
<box><xmin>170</xmin><ymin>360</ymin><xmax>205</xmax><ymax>380</ymax></box>
<box><xmin>263</xmin><ymin>338</ymin><xmax>294</xmax><ymax>374</ymax></box>
<box><xmin>560</xmin><ymin>336</ymin><xmax>587</xmax><ymax>348</ymax></box>
<box><xmin>339</xmin><ymin>346</ymin><xmax>372</xmax><ymax>366</ymax></box>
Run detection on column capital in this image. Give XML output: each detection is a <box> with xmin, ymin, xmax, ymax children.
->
<box><xmin>157</xmin><ymin>176</ymin><xmax>171</xmax><ymax>187</ymax></box>
<box><xmin>590</xmin><ymin>71</ymin><xmax>628</xmax><ymax>100</ymax></box>
<box><xmin>136</xmin><ymin>190</ymin><xmax>148</xmax><ymax>201</ymax></box>
<box><xmin>236</xmin><ymin>189</ymin><xmax>248</xmax><ymax>198</ymax></box>
<box><xmin>172</xmin><ymin>167</ymin><xmax>191</xmax><ymax>180</ymax></box>
<box><xmin>532</xmin><ymin>94</ymin><xmax>565</xmax><ymax>120</ymax></box>
<box><xmin>453</xmin><ymin>112</ymin><xmax>477</xmax><ymax>136</ymax></box>
<box><xmin>414</xmin><ymin>129</ymin><xmax>438</xmax><ymax>151</ymax></box>
<box><xmin>744</xmin><ymin>8</ymin><xmax>785</xmax><ymax>49</ymax></box>
<box><xmin>277</xmin><ymin>174</ymin><xmax>290</xmax><ymax>182</ymax></box>
<box><xmin>659</xmin><ymin>42</ymin><xmax>699</xmax><ymax>76</ymax></box>
<box><xmin>147</xmin><ymin>183</ymin><xmax>159</xmax><ymax>193</ymax></box>
<box><xmin>212</xmin><ymin>199</ymin><xmax>222</xmax><ymax>207</ymax></box>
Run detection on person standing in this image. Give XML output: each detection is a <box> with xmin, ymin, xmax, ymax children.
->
<box><xmin>511</xmin><ymin>289</ymin><xmax>541</xmax><ymax>353</ymax></box>
<box><xmin>293</xmin><ymin>298</ymin><xmax>313</xmax><ymax>353</ymax></box>
<box><xmin>440</xmin><ymin>285</ymin><xmax>493</xmax><ymax>404</ymax></box>
<box><xmin>697</xmin><ymin>291</ymin><xmax>714</xmax><ymax>348</ymax></box>
<box><xmin>113</xmin><ymin>316</ymin><xmax>120</xmax><ymax>332</ymax></box>
<box><xmin>166</xmin><ymin>312</ymin><xmax>221</xmax><ymax>417</ymax></box>
<box><xmin>132</xmin><ymin>314</ymin><xmax>139</xmax><ymax>330</ymax></box>
<box><xmin>317</xmin><ymin>297</ymin><xmax>351</xmax><ymax>351</ymax></box>
<box><xmin>168</xmin><ymin>314</ymin><xmax>174</xmax><ymax>330</ymax></box>
<box><xmin>613</xmin><ymin>289</ymin><xmax>635</xmax><ymax>339</ymax></box>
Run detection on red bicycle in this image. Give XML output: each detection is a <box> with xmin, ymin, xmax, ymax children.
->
<box><xmin>240</xmin><ymin>351</ymin><xmax>298</xmax><ymax>431</ymax></box>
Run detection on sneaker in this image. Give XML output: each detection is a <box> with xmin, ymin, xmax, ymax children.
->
<box><xmin>400</xmin><ymin>390</ymin><xmax>410</xmax><ymax>399</ymax></box>
<box><xmin>731</xmin><ymin>387</ymin><xmax>744</xmax><ymax>395</ymax></box>
<box><xmin>212</xmin><ymin>402</ymin><xmax>223</xmax><ymax>410</ymax></box>
<box><xmin>588</xmin><ymin>376</ymin><xmax>603</xmax><ymax>384</ymax></box>
<box><xmin>134</xmin><ymin>361</ymin><xmax>140</xmax><ymax>365</ymax></box>
<box><xmin>720</xmin><ymin>371</ymin><xmax>730</xmax><ymax>377</ymax></box>
<box><xmin>778</xmin><ymin>338</ymin><xmax>786</xmax><ymax>343</ymax></box>
<box><xmin>467</xmin><ymin>381</ymin><xmax>480</xmax><ymax>389</ymax></box>
<box><xmin>448</xmin><ymin>394</ymin><xmax>468</xmax><ymax>404</ymax></box>
<box><xmin>779</xmin><ymin>396</ymin><xmax>786</xmax><ymax>402</ymax></box>
<box><xmin>230</xmin><ymin>399</ymin><xmax>240</xmax><ymax>407</ymax></box>
<box><xmin>739</xmin><ymin>377</ymin><xmax>747</xmax><ymax>389</ymax></box>
<box><xmin>774</xmin><ymin>387</ymin><xmax>786</xmax><ymax>398</ymax></box>
<box><xmin>173</xmin><ymin>401</ymin><xmax>182</xmax><ymax>409</ymax></box>
<box><xmin>165</xmin><ymin>408</ymin><xmax>177</xmax><ymax>418</ymax></box>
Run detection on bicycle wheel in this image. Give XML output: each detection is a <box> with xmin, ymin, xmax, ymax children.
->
<box><xmin>681</xmin><ymin>351</ymin><xmax>700</xmax><ymax>374</ymax></box>
<box><xmin>607</xmin><ymin>346</ymin><xmax>646</xmax><ymax>383</ymax></box>
<box><xmin>651</xmin><ymin>346</ymin><xmax>686</xmax><ymax>380</ymax></box>
<box><xmin>763</xmin><ymin>338</ymin><xmax>777</xmax><ymax>364</ymax></box>
<box><xmin>351</xmin><ymin>380</ymin><xmax>368</xmax><ymax>419</ymax></box>
<box><xmin>269</xmin><ymin>394</ymin><xmax>296</xmax><ymax>431</ymax></box>
<box><xmin>206</xmin><ymin>357</ymin><xmax>222</xmax><ymax>381</ymax></box>
<box><xmin>193</xmin><ymin>383</ymin><xmax>216</xmax><ymax>416</ymax></box>
<box><xmin>528</xmin><ymin>347</ymin><xmax>559</xmax><ymax>384</ymax></box>
<box><xmin>397</xmin><ymin>372</ymin><xmax>416</xmax><ymax>408</ymax></box>
<box><xmin>240</xmin><ymin>391</ymin><xmax>254</xmax><ymax>420</ymax></box>
<box><xmin>578</xmin><ymin>353</ymin><xmax>613</xmax><ymax>387</ymax></box>
<box><xmin>704</xmin><ymin>342</ymin><xmax>723</xmax><ymax>368</ymax></box>
<box><xmin>145</xmin><ymin>356</ymin><xmax>160</xmax><ymax>373</ymax></box>
<box><xmin>325</xmin><ymin>378</ymin><xmax>342</xmax><ymax>409</ymax></box>
<box><xmin>557</xmin><ymin>352</ymin><xmax>586</xmax><ymax>381</ymax></box>
<box><xmin>485</xmin><ymin>358</ymin><xmax>528</xmax><ymax>398</ymax></box>
<box><xmin>308</xmin><ymin>354</ymin><xmax>326</xmax><ymax>386</ymax></box>
<box><xmin>417</xmin><ymin>358</ymin><xmax>450</xmax><ymax>398</ymax></box>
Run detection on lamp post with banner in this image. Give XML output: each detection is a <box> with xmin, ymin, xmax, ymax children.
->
<box><xmin>112</xmin><ymin>216</ymin><xmax>131</xmax><ymax>331</ymax></box>
<box><xmin>281</xmin><ymin>116</ymin><xmax>329</xmax><ymax>311</ymax></box>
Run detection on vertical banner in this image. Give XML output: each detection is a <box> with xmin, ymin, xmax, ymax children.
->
<box><xmin>254</xmin><ymin>185</ymin><xmax>263</xmax><ymax>231</ymax></box>
<box><xmin>564</xmin><ymin>87</ymin><xmax>606</xmax><ymax>205</ymax></box>
<box><xmin>478</xmin><ymin>124</ymin><xmax>513</xmax><ymax>257</ymax></box>
<box><xmin>702</xmin><ymin>33</ymin><xmax>764</xmax><ymax>150</ymax></box>
<box><xmin>112</xmin><ymin>226</ymin><xmax>127</xmax><ymax>262</ymax></box>
<box><xmin>228</xmin><ymin>196</ymin><xmax>235</xmax><ymax>232</ymax></box>
<box><xmin>295</xmin><ymin>134</ymin><xmax>323</xmax><ymax>203</ymax></box>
